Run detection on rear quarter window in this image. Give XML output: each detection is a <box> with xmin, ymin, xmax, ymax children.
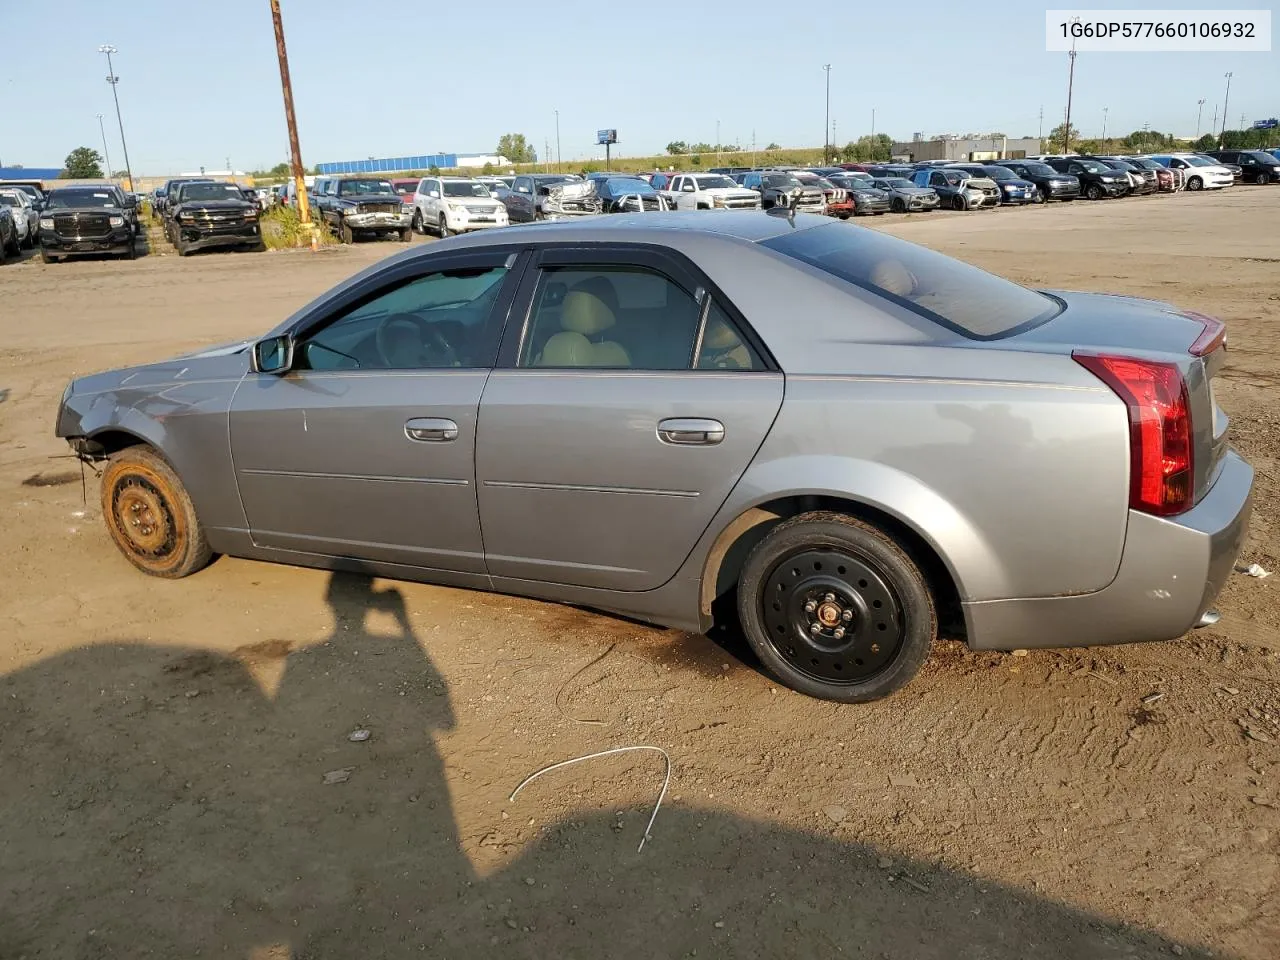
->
<box><xmin>762</xmin><ymin>222</ymin><xmax>1062</xmax><ymax>339</ymax></box>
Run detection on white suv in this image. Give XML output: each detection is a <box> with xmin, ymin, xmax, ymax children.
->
<box><xmin>413</xmin><ymin>177</ymin><xmax>509</xmax><ymax>236</ymax></box>
<box><xmin>1146</xmin><ymin>154</ymin><xmax>1234</xmax><ymax>191</ymax></box>
<box><xmin>664</xmin><ymin>173</ymin><xmax>761</xmax><ymax>210</ymax></box>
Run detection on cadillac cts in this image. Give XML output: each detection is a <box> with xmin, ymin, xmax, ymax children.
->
<box><xmin>55</xmin><ymin>212</ymin><xmax>1253</xmax><ymax>702</ymax></box>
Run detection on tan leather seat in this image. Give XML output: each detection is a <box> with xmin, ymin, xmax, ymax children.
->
<box><xmin>536</xmin><ymin>284</ymin><xmax>631</xmax><ymax>367</ymax></box>
<box><xmin>699</xmin><ymin>314</ymin><xmax>752</xmax><ymax>369</ymax></box>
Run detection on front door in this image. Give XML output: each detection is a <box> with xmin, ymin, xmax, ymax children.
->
<box><xmin>230</xmin><ymin>249</ymin><xmax>521</xmax><ymax>572</ymax></box>
<box><xmin>475</xmin><ymin>246</ymin><xmax>783</xmax><ymax>592</ymax></box>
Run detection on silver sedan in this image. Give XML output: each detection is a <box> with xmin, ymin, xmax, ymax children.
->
<box><xmin>55</xmin><ymin>212</ymin><xmax>1253</xmax><ymax>702</ymax></box>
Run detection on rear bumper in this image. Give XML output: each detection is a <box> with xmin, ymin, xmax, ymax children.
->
<box><xmin>964</xmin><ymin>449</ymin><xmax>1253</xmax><ymax>650</ymax></box>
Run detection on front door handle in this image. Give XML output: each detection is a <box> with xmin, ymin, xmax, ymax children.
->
<box><xmin>405</xmin><ymin>417</ymin><xmax>458</xmax><ymax>442</ymax></box>
<box><xmin>657</xmin><ymin>418</ymin><xmax>724</xmax><ymax>446</ymax></box>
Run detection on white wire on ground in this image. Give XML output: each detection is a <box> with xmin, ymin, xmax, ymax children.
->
<box><xmin>508</xmin><ymin>745</ymin><xmax>672</xmax><ymax>853</ymax></box>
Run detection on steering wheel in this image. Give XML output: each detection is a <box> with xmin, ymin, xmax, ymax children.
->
<box><xmin>373</xmin><ymin>313</ymin><xmax>460</xmax><ymax>368</ymax></box>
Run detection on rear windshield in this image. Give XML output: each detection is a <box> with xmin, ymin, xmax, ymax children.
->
<box><xmin>762</xmin><ymin>222</ymin><xmax>1061</xmax><ymax>339</ymax></box>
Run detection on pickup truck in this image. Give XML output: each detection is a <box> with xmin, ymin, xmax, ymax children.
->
<box><xmin>735</xmin><ymin>171</ymin><xmax>826</xmax><ymax>214</ymax></box>
<box><xmin>662</xmin><ymin>173</ymin><xmax>760</xmax><ymax>210</ymax></box>
<box><xmin>314</xmin><ymin>177</ymin><xmax>413</xmax><ymax>243</ymax></box>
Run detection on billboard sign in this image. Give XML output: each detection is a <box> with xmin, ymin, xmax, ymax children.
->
<box><xmin>596</xmin><ymin>129</ymin><xmax>618</xmax><ymax>145</ymax></box>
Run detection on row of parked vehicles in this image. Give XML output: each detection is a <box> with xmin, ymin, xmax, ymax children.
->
<box><xmin>0</xmin><ymin>179</ymin><xmax>142</xmax><ymax>263</ymax></box>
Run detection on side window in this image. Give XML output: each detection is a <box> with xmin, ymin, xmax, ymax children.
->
<box><xmin>416</xmin><ymin>178</ymin><xmax>429</xmax><ymax>194</ymax></box>
<box><xmin>929</xmin><ymin>172</ymin><xmax>946</xmax><ymax>186</ymax></box>
<box><xmin>514</xmin><ymin>177</ymin><xmax>531</xmax><ymax>194</ymax></box>
<box><xmin>696</xmin><ymin>301</ymin><xmax>764</xmax><ymax>371</ymax></box>
<box><xmin>294</xmin><ymin>265</ymin><xmax>509</xmax><ymax>372</ymax></box>
<box><xmin>1068</xmin><ymin>163</ymin><xmax>1084</xmax><ymax>175</ymax></box>
<box><xmin>519</xmin><ymin>265</ymin><xmax>701</xmax><ymax>371</ymax></box>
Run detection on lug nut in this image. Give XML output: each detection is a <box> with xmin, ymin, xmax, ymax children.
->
<box><xmin>824</xmin><ymin>593</ymin><xmax>836</xmax><ymax>602</ymax></box>
<box><xmin>833</xmin><ymin>627</ymin><xmax>845</xmax><ymax>640</ymax></box>
<box><xmin>810</xmin><ymin>622</ymin><xmax>822</xmax><ymax>635</ymax></box>
<box><xmin>804</xmin><ymin>600</ymin><xmax>817</xmax><ymax>614</ymax></box>
<box><xmin>841</xmin><ymin>609</ymin><xmax>853</xmax><ymax>622</ymax></box>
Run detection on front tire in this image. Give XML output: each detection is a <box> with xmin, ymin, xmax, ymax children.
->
<box><xmin>340</xmin><ymin>220</ymin><xmax>354</xmax><ymax>244</ymax></box>
<box><xmin>438</xmin><ymin>215</ymin><xmax>451</xmax><ymax>237</ymax></box>
<box><xmin>1187</xmin><ymin>176</ymin><xmax>1203</xmax><ymax>191</ymax></box>
<box><xmin>1255</xmin><ymin>172</ymin><xmax>1268</xmax><ymax>186</ymax></box>
<box><xmin>40</xmin><ymin>248</ymin><xmax>58</xmax><ymax>264</ymax></box>
<box><xmin>100</xmin><ymin>447</ymin><xmax>213</xmax><ymax>579</ymax></box>
<box><xmin>399</xmin><ymin>227</ymin><xmax>412</xmax><ymax>242</ymax></box>
<box><xmin>951</xmin><ymin>194</ymin><xmax>967</xmax><ymax>211</ymax></box>
<box><xmin>411</xmin><ymin>209</ymin><xmax>423</xmax><ymax>233</ymax></box>
<box><xmin>737</xmin><ymin>512</ymin><xmax>936</xmax><ymax>703</ymax></box>
<box><xmin>1085</xmin><ymin>183</ymin><xmax>1103</xmax><ymax>201</ymax></box>
<box><xmin>891</xmin><ymin>198</ymin><xmax>905</xmax><ymax>213</ymax></box>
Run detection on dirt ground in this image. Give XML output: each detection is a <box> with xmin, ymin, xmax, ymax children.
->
<box><xmin>1</xmin><ymin>193</ymin><xmax>1277</xmax><ymax>959</ymax></box>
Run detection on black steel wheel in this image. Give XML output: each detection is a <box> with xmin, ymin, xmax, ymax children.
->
<box><xmin>738</xmin><ymin>511</ymin><xmax>935</xmax><ymax>703</ymax></box>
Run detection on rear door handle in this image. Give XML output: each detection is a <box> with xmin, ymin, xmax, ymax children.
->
<box><xmin>657</xmin><ymin>418</ymin><xmax>724</xmax><ymax>446</ymax></box>
<box><xmin>405</xmin><ymin>417</ymin><xmax>458</xmax><ymax>442</ymax></box>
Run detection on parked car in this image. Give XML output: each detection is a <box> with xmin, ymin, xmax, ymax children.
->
<box><xmin>1206</xmin><ymin>150</ymin><xmax>1280</xmax><ymax>185</ymax></box>
<box><xmin>989</xmin><ymin>160</ymin><xmax>1081</xmax><ymax>201</ymax></box>
<box><xmin>911</xmin><ymin>168</ymin><xmax>999</xmax><ymax>210</ymax></box>
<box><xmin>391</xmin><ymin>178</ymin><xmax>420</xmax><ymax>209</ymax></box>
<box><xmin>2</xmin><ymin>180</ymin><xmax>47</xmax><ymax>211</ymax></box>
<box><xmin>497</xmin><ymin>174</ymin><xmax>587</xmax><ymax>222</ymax></box>
<box><xmin>0</xmin><ymin>207</ymin><xmax>17</xmax><ymax>262</ymax></box>
<box><xmin>1144</xmin><ymin>154</ymin><xmax>1234</xmax><ymax>191</ymax></box>
<box><xmin>868</xmin><ymin>176</ymin><xmax>940</xmax><ymax>212</ymax></box>
<box><xmin>737</xmin><ymin>171</ymin><xmax>826</xmax><ymax>214</ymax></box>
<box><xmin>792</xmin><ymin>172</ymin><xmax>854</xmax><ymax>218</ymax></box>
<box><xmin>315</xmin><ymin>177</ymin><xmax>413</xmax><ymax>243</ymax></box>
<box><xmin>164</xmin><ymin>181</ymin><xmax>263</xmax><ymax>256</ymax></box>
<box><xmin>824</xmin><ymin>174</ymin><xmax>893</xmax><ymax>215</ymax></box>
<box><xmin>664</xmin><ymin>173</ymin><xmax>760</xmax><ymax>211</ymax></box>
<box><xmin>412</xmin><ymin>177</ymin><xmax>509</xmax><ymax>236</ymax></box>
<box><xmin>1120</xmin><ymin>156</ymin><xmax>1182</xmax><ymax>191</ymax></box>
<box><xmin>156</xmin><ymin>177</ymin><xmax>212</xmax><ymax>218</ymax></box>
<box><xmin>592</xmin><ymin>176</ymin><xmax>671</xmax><ymax>213</ymax></box>
<box><xmin>0</xmin><ymin>188</ymin><xmax>39</xmax><ymax>247</ymax></box>
<box><xmin>948</xmin><ymin>164</ymin><xmax>1037</xmax><ymax>205</ymax></box>
<box><xmin>1043</xmin><ymin>157</ymin><xmax>1129</xmax><ymax>200</ymax></box>
<box><xmin>37</xmin><ymin>186</ymin><xmax>135</xmax><ymax>263</ymax></box>
<box><xmin>1092</xmin><ymin>158</ymin><xmax>1158</xmax><ymax>195</ymax></box>
<box><xmin>54</xmin><ymin>212</ymin><xmax>1251</xmax><ymax>703</ymax></box>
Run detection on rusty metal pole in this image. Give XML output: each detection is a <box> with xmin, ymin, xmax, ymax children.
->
<box><xmin>269</xmin><ymin>0</ymin><xmax>313</xmax><ymax>243</ymax></box>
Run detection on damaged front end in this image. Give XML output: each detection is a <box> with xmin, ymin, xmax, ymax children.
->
<box><xmin>541</xmin><ymin>181</ymin><xmax>604</xmax><ymax>219</ymax></box>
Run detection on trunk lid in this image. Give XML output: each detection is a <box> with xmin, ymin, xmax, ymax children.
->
<box><xmin>1015</xmin><ymin>290</ymin><xmax>1230</xmax><ymax>503</ymax></box>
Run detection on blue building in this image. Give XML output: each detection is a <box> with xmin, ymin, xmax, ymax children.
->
<box><xmin>316</xmin><ymin>152</ymin><xmax>511</xmax><ymax>175</ymax></box>
<box><xmin>0</xmin><ymin>167</ymin><xmax>63</xmax><ymax>181</ymax></box>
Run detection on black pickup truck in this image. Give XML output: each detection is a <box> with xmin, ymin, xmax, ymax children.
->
<box><xmin>38</xmin><ymin>186</ymin><xmax>135</xmax><ymax>262</ymax></box>
<box><xmin>164</xmin><ymin>181</ymin><xmax>263</xmax><ymax>256</ymax></box>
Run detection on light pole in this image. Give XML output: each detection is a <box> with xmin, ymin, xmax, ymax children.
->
<box><xmin>1220</xmin><ymin>72</ymin><xmax>1233</xmax><ymax>146</ymax></box>
<box><xmin>1062</xmin><ymin>16</ymin><xmax>1080</xmax><ymax>154</ymax></box>
<box><xmin>98</xmin><ymin>45</ymin><xmax>135</xmax><ymax>191</ymax></box>
<box><xmin>1101</xmin><ymin>106</ymin><xmax>1108</xmax><ymax>150</ymax></box>
<box><xmin>95</xmin><ymin>113</ymin><xmax>114</xmax><ymax>181</ymax></box>
<box><xmin>1196</xmin><ymin>99</ymin><xmax>1206</xmax><ymax>138</ymax></box>
<box><xmin>554</xmin><ymin>110</ymin><xmax>561</xmax><ymax>172</ymax></box>
<box><xmin>716</xmin><ymin>119</ymin><xmax>721</xmax><ymax>161</ymax></box>
<box><xmin>822</xmin><ymin>64</ymin><xmax>831</xmax><ymax>160</ymax></box>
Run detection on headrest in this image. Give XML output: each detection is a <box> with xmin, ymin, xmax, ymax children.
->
<box><xmin>867</xmin><ymin>260</ymin><xmax>918</xmax><ymax>298</ymax></box>
<box><xmin>703</xmin><ymin>316</ymin><xmax>740</xmax><ymax>349</ymax></box>
<box><xmin>538</xmin><ymin>330</ymin><xmax>593</xmax><ymax>366</ymax></box>
<box><xmin>561</xmin><ymin>289</ymin><xmax>616</xmax><ymax>336</ymax></box>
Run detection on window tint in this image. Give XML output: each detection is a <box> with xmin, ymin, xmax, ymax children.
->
<box><xmin>295</xmin><ymin>265</ymin><xmax>509</xmax><ymax>371</ymax></box>
<box><xmin>929</xmin><ymin>172</ymin><xmax>946</xmax><ymax>186</ymax></box>
<box><xmin>762</xmin><ymin>222</ymin><xmax>1061</xmax><ymax>339</ymax></box>
<box><xmin>519</xmin><ymin>266</ymin><xmax>701</xmax><ymax>370</ymax></box>
<box><xmin>696</xmin><ymin>301</ymin><xmax>764</xmax><ymax>371</ymax></box>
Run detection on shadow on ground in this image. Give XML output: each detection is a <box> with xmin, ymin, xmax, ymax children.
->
<box><xmin>0</xmin><ymin>572</ymin><xmax>1207</xmax><ymax>959</ymax></box>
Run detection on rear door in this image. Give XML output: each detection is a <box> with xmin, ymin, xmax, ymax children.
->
<box><xmin>475</xmin><ymin>244</ymin><xmax>784</xmax><ymax>591</ymax></box>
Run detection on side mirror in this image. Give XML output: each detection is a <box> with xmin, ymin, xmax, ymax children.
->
<box><xmin>252</xmin><ymin>335</ymin><xmax>294</xmax><ymax>375</ymax></box>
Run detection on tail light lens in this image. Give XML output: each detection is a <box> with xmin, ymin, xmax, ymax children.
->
<box><xmin>1074</xmin><ymin>353</ymin><xmax>1193</xmax><ymax>516</ymax></box>
<box><xmin>1182</xmin><ymin>310</ymin><xmax>1227</xmax><ymax>356</ymax></box>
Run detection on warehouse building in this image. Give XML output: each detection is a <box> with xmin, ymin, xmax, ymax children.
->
<box><xmin>316</xmin><ymin>153</ymin><xmax>512</xmax><ymax>175</ymax></box>
<box><xmin>890</xmin><ymin>137</ymin><xmax>1041</xmax><ymax>163</ymax></box>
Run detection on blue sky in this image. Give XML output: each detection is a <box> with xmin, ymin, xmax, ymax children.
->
<box><xmin>1</xmin><ymin>0</ymin><xmax>1275</xmax><ymax>174</ymax></box>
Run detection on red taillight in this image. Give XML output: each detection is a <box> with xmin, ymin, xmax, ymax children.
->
<box><xmin>1182</xmin><ymin>310</ymin><xmax>1227</xmax><ymax>356</ymax></box>
<box><xmin>1074</xmin><ymin>353</ymin><xmax>1194</xmax><ymax>516</ymax></box>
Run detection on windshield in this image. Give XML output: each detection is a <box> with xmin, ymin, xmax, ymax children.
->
<box><xmin>762</xmin><ymin>222</ymin><xmax>1060</xmax><ymax>339</ymax></box>
<box><xmin>1250</xmin><ymin>152</ymin><xmax>1280</xmax><ymax>165</ymax></box>
<box><xmin>443</xmin><ymin>181</ymin><xmax>492</xmax><ymax>198</ymax></box>
<box><xmin>533</xmin><ymin>175</ymin><xmax>578</xmax><ymax>186</ymax></box>
<box><xmin>1126</xmin><ymin>158</ymin><xmax>1158</xmax><ymax>170</ymax></box>
<box><xmin>695</xmin><ymin>175</ymin><xmax>738</xmax><ymax>189</ymax></box>
<box><xmin>0</xmin><ymin>194</ymin><xmax>23</xmax><ymax>207</ymax></box>
<box><xmin>392</xmin><ymin>182</ymin><xmax>417</xmax><ymax>196</ymax></box>
<box><xmin>179</xmin><ymin>183</ymin><xmax>246</xmax><ymax>202</ymax></box>
<box><xmin>793</xmin><ymin>173</ymin><xmax>821</xmax><ymax>184</ymax></box>
<box><xmin>13</xmin><ymin>184</ymin><xmax>42</xmax><ymax>200</ymax></box>
<box><xmin>1019</xmin><ymin>162</ymin><xmax>1058</xmax><ymax>176</ymax></box>
<box><xmin>882</xmin><ymin>178</ymin><xmax>915</xmax><ymax>189</ymax></box>
<box><xmin>1075</xmin><ymin>159</ymin><xmax>1110</xmax><ymax>173</ymax></box>
<box><xmin>605</xmin><ymin>178</ymin><xmax>655</xmax><ymax>195</ymax></box>
<box><xmin>339</xmin><ymin>179</ymin><xmax>395</xmax><ymax>195</ymax></box>
<box><xmin>1182</xmin><ymin>155</ymin><xmax>1214</xmax><ymax>167</ymax></box>
<box><xmin>978</xmin><ymin>166</ymin><xmax>1014</xmax><ymax>180</ymax></box>
<box><xmin>763</xmin><ymin>174</ymin><xmax>801</xmax><ymax>188</ymax></box>
<box><xmin>1105</xmin><ymin>160</ymin><xmax>1136</xmax><ymax>171</ymax></box>
<box><xmin>45</xmin><ymin>190</ymin><xmax>118</xmax><ymax>210</ymax></box>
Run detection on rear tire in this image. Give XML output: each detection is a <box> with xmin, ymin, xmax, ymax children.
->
<box><xmin>737</xmin><ymin>512</ymin><xmax>936</xmax><ymax>703</ymax></box>
<box><xmin>100</xmin><ymin>446</ymin><xmax>213</xmax><ymax>579</ymax></box>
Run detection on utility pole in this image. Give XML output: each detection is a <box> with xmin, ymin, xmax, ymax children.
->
<box><xmin>871</xmin><ymin>107</ymin><xmax>876</xmax><ymax>139</ymax></box>
<box><xmin>1038</xmin><ymin>105</ymin><xmax>1044</xmax><ymax>141</ymax></box>
<box><xmin>751</xmin><ymin>129</ymin><xmax>756</xmax><ymax>169</ymax></box>
<box><xmin>1212</xmin><ymin>104</ymin><xmax>1218</xmax><ymax>137</ymax></box>
<box><xmin>832</xmin><ymin>119</ymin><xmax>837</xmax><ymax>153</ymax></box>
<box><xmin>98</xmin><ymin>45</ymin><xmax>135</xmax><ymax>192</ymax></box>
<box><xmin>716</xmin><ymin>118</ymin><xmax>721</xmax><ymax>162</ymax></box>
<box><xmin>1102</xmin><ymin>106</ymin><xmax>1108</xmax><ymax>149</ymax></box>
<box><xmin>1220</xmin><ymin>72</ymin><xmax>1233</xmax><ymax>146</ymax></box>
<box><xmin>554</xmin><ymin>109</ymin><xmax>561</xmax><ymax>172</ymax></box>
<box><xmin>822</xmin><ymin>64</ymin><xmax>831</xmax><ymax>160</ymax></box>
<box><xmin>268</xmin><ymin>0</ymin><xmax>313</xmax><ymax>237</ymax></box>
<box><xmin>1196</xmin><ymin>99</ymin><xmax>1206</xmax><ymax>137</ymax></box>
<box><xmin>1063</xmin><ymin>48</ymin><xmax>1078</xmax><ymax>153</ymax></box>
<box><xmin>95</xmin><ymin>113</ymin><xmax>114</xmax><ymax>182</ymax></box>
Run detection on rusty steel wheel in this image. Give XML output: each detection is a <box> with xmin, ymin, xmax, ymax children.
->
<box><xmin>100</xmin><ymin>447</ymin><xmax>212</xmax><ymax>578</ymax></box>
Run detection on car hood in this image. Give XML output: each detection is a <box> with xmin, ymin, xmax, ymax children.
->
<box><xmin>338</xmin><ymin>193</ymin><xmax>401</xmax><ymax>203</ymax></box>
<box><xmin>65</xmin><ymin>340</ymin><xmax>253</xmax><ymax>397</ymax></box>
<box><xmin>46</xmin><ymin>205</ymin><xmax>126</xmax><ymax>215</ymax></box>
<box><xmin>961</xmin><ymin>177</ymin><xmax>998</xmax><ymax>190</ymax></box>
<box><xmin>893</xmin><ymin>186</ymin><xmax>936</xmax><ymax>196</ymax></box>
<box><xmin>850</xmin><ymin>188</ymin><xmax>889</xmax><ymax>199</ymax></box>
<box><xmin>699</xmin><ymin>187</ymin><xmax>758</xmax><ymax>198</ymax></box>
<box><xmin>175</xmin><ymin>200</ymin><xmax>253</xmax><ymax>213</ymax></box>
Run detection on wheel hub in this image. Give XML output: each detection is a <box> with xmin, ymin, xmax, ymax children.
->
<box><xmin>113</xmin><ymin>477</ymin><xmax>176</xmax><ymax>558</ymax></box>
<box><xmin>761</xmin><ymin>549</ymin><xmax>904</xmax><ymax>684</ymax></box>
